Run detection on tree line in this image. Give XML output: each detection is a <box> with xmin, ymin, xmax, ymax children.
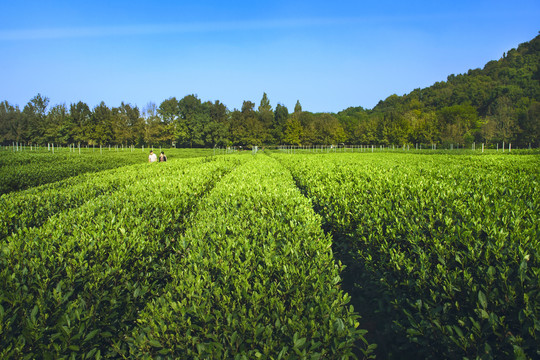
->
<box><xmin>1</xmin><ymin>34</ymin><xmax>539</xmax><ymax>148</ymax></box>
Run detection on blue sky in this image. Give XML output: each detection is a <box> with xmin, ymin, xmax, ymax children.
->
<box><xmin>1</xmin><ymin>0</ymin><xmax>539</xmax><ymax>113</ymax></box>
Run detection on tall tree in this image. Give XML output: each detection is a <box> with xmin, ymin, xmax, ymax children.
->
<box><xmin>188</xmin><ymin>112</ymin><xmax>210</xmax><ymax>147</ymax></box>
<box><xmin>91</xmin><ymin>102</ymin><xmax>114</xmax><ymax>145</ymax></box>
<box><xmin>257</xmin><ymin>93</ymin><xmax>273</xmax><ymax>142</ymax></box>
<box><xmin>23</xmin><ymin>93</ymin><xmax>49</xmax><ymax>143</ymax></box>
<box><xmin>70</xmin><ymin>101</ymin><xmax>91</xmax><ymax>145</ymax></box>
<box><xmin>112</xmin><ymin>102</ymin><xmax>140</xmax><ymax>146</ymax></box>
<box><xmin>45</xmin><ymin>104</ymin><xmax>69</xmax><ymax>144</ymax></box>
<box><xmin>294</xmin><ymin>100</ymin><xmax>303</xmax><ymax>114</ymax></box>
<box><xmin>0</xmin><ymin>101</ymin><xmax>21</xmax><ymax>144</ymax></box>
<box><xmin>205</xmin><ymin>100</ymin><xmax>229</xmax><ymax>146</ymax></box>
<box><xmin>158</xmin><ymin>97</ymin><xmax>180</xmax><ymax>125</ymax></box>
<box><xmin>158</xmin><ymin>97</ymin><xmax>180</xmax><ymax>145</ymax></box>
<box><xmin>241</xmin><ymin>101</ymin><xmax>265</xmax><ymax>146</ymax></box>
<box><xmin>284</xmin><ymin>116</ymin><xmax>303</xmax><ymax>145</ymax></box>
<box><xmin>178</xmin><ymin>95</ymin><xmax>203</xmax><ymax>147</ymax></box>
<box><xmin>208</xmin><ymin>100</ymin><xmax>228</xmax><ymax>124</ymax></box>
<box><xmin>273</xmin><ymin>103</ymin><xmax>289</xmax><ymax>144</ymax></box>
<box><xmin>124</xmin><ymin>103</ymin><xmax>143</xmax><ymax>146</ymax></box>
<box><xmin>488</xmin><ymin>96</ymin><xmax>520</xmax><ymax>143</ymax></box>
<box><xmin>143</xmin><ymin>102</ymin><xmax>166</xmax><ymax>146</ymax></box>
<box><xmin>229</xmin><ymin>109</ymin><xmax>246</xmax><ymax>145</ymax></box>
<box><xmin>258</xmin><ymin>93</ymin><xmax>272</xmax><ymax>114</ymax></box>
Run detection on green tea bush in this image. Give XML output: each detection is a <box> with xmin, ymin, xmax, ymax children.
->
<box><xmin>0</xmin><ymin>148</ymin><xmax>216</xmax><ymax>195</ymax></box>
<box><xmin>0</xmin><ymin>157</ymin><xmax>239</xmax><ymax>358</ymax></box>
<box><xmin>275</xmin><ymin>152</ymin><xmax>540</xmax><ymax>359</ymax></box>
<box><xmin>127</xmin><ymin>155</ymin><xmax>372</xmax><ymax>359</ymax></box>
<box><xmin>1</xmin><ymin>154</ymin><xmax>372</xmax><ymax>359</ymax></box>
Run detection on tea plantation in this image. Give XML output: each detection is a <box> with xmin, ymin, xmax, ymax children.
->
<box><xmin>1</xmin><ymin>149</ymin><xmax>538</xmax><ymax>359</ymax></box>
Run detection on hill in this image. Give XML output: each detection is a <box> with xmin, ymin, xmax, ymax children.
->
<box><xmin>338</xmin><ymin>32</ymin><xmax>540</xmax><ymax>147</ymax></box>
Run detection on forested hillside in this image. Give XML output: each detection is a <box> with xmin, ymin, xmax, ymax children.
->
<box><xmin>1</xmin><ymin>34</ymin><xmax>539</xmax><ymax>148</ymax></box>
<box><xmin>339</xmin><ymin>32</ymin><xmax>540</xmax><ymax>147</ymax></box>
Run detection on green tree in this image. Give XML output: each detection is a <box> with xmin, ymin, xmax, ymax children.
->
<box><xmin>92</xmin><ymin>102</ymin><xmax>114</xmax><ymax>145</ymax></box>
<box><xmin>386</xmin><ymin>112</ymin><xmax>410</xmax><ymax>145</ymax></box>
<box><xmin>306</xmin><ymin>113</ymin><xmax>346</xmax><ymax>144</ymax></box>
<box><xmin>123</xmin><ymin>103</ymin><xmax>143</xmax><ymax>146</ymax></box>
<box><xmin>284</xmin><ymin>116</ymin><xmax>303</xmax><ymax>145</ymax></box>
<box><xmin>158</xmin><ymin>97</ymin><xmax>180</xmax><ymax>125</ymax></box>
<box><xmin>143</xmin><ymin>102</ymin><xmax>166</xmax><ymax>146</ymax></box>
<box><xmin>178</xmin><ymin>95</ymin><xmax>203</xmax><ymax>147</ymax></box>
<box><xmin>355</xmin><ymin>117</ymin><xmax>378</xmax><ymax>144</ymax></box>
<box><xmin>488</xmin><ymin>96</ymin><xmax>520</xmax><ymax>143</ymax></box>
<box><xmin>258</xmin><ymin>93</ymin><xmax>273</xmax><ymax>142</ymax></box>
<box><xmin>112</xmin><ymin>102</ymin><xmax>140</xmax><ymax>146</ymax></box>
<box><xmin>229</xmin><ymin>109</ymin><xmax>246</xmax><ymax>145</ymax></box>
<box><xmin>273</xmin><ymin>103</ymin><xmax>289</xmax><ymax>144</ymax></box>
<box><xmin>70</xmin><ymin>101</ymin><xmax>91</xmax><ymax>145</ymax></box>
<box><xmin>23</xmin><ymin>93</ymin><xmax>49</xmax><ymax>143</ymax></box>
<box><xmin>204</xmin><ymin>120</ymin><xmax>229</xmax><ymax>146</ymax></box>
<box><xmin>45</xmin><ymin>104</ymin><xmax>69</xmax><ymax>144</ymax></box>
<box><xmin>205</xmin><ymin>100</ymin><xmax>229</xmax><ymax>146</ymax></box>
<box><xmin>437</xmin><ymin>104</ymin><xmax>480</xmax><ymax>145</ymax></box>
<box><xmin>241</xmin><ymin>101</ymin><xmax>265</xmax><ymax>146</ymax></box>
<box><xmin>158</xmin><ymin>97</ymin><xmax>180</xmax><ymax>146</ymax></box>
<box><xmin>208</xmin><ymin>100</ymin><xmax>228</xmax><ymax>124</ymax></box>
<box><xmin>0</xmin><ymin>101</ymin><xmax>21</xmax><ymax>144</ymax></box>
<box><xmin>188</xmin><ymin>112</ymin><xmax>211</xmax><ymax>147</ymax></box>
<box><xmin>517</xmin><ymin>100</ymin><xmax>540</xmax><ymax>147</ymax></box>
<box><xmin>336</xmin><ymin>106</ymin><xmax>370</xmax><ymax>144</ymax></box>
<box><xmin>407</xmin><ymin>109</ymin><xmax>438</xmax><ymax>145</ymax></box>
<box><xmin>294</xmin><ymin>100</ymin><xmax>303</xmax><ymax>114</ymax></box>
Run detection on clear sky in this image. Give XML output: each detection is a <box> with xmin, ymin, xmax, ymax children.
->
<box><xmin>1</xmin><ymin>0</ymin><xmax>539</xmax><ymax>113</ymax></box>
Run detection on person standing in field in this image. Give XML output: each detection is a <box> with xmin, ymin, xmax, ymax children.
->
<box><xmin>148</xmin><ymin>150</ymin><xmax>157</xmax><ymax>163</ymax></box>
<box><xmin>159</xmin><ymin>151</ymin><xmax>167</xmax><ymax>162</ymax></box>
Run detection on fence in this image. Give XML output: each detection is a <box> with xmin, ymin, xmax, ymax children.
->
<box><xmin>276</xmin><ymin>142</ymin><xmax>525</xmax><ymax>153</ymax></box>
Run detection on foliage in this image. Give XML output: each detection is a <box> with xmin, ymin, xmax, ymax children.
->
<box><xmin>0</xmin><ymin>156</ymin><xmax>240</xmax><ymax>358</ymax></box>
<box><xmin>126</xmin><ymin>155</ymin><xmax>372</xmax><ymax>358</ymax></box>
<box><xmin>0</xmin><ymin>152</ymin><xmax>373</xmax><ymax>359</ymax></box>
<box><xmin>273</xmin><ymin>151</ymin><xmax>540</xmax><ymax>359</ymax></box>
<box><xmin>0</xmin><ymin>148</ymin><xmax>214</xmax><ymax>196</ymax></box>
